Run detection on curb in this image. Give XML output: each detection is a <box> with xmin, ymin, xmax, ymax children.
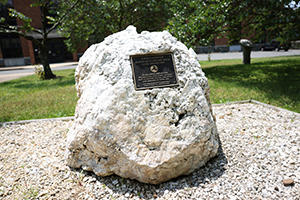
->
<box><xmin>251</xmin><ymin>100</ymin><xmax>300</xmax><ymax>117</ymax></box>
<box><xmin>212</xmin><ymin>100</ymin><xmax>252</xmax><ymax>106</ymax></box>
<box><xmin>1</xmin><ymin>100</ymin><xmax>299</xmax><ymax>127</ymax></box>
<box><xmin>213</xmin><ymin>99</ymin><xmax>300</xmax><ymax>117</ymax></box>
<box><xmin>0</xmin><ymin>67</ymin><xmax>26</xmax><ymax>71</ymax></box>
<box><xmin>0</xmin><ymin>116</ymin><xmax>74</xmax><ymax>127</ymax></box>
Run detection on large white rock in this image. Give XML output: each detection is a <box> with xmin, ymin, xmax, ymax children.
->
<box><xmin>66</xmin><ymin>26</ymin><xmax>219</xmax><ymax>184</ymax></box>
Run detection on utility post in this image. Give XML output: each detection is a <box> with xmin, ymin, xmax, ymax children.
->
<box><xmin>239</xmin><ymin>39</ymin><xmax>255</xmax><ymax>64</ymax></box>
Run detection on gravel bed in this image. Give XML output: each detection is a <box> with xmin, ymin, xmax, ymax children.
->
<box><xmin>0</xmin><ymin>102</ymin><xmax>299</xmax><ymax>200</ymax></box>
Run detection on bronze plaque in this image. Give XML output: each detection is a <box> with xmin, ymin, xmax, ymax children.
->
<box><xmin>130</xmin><ymin>52</ymin><xmax>179</xmax><ymax>90</ymax></box>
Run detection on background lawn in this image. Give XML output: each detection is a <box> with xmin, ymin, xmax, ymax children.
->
<box><xmin>0</xmin><ymin>56</ymin><xmax>299</xmax><ymax>122</ymax></box>
<box><xmin>201</xmin><ymin>56</ymin><xmax>300</xmax><ymax>113</ymax></box>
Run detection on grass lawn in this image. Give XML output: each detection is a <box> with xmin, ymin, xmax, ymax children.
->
<box><xmin>0</xmin><ymin>69</ymin><xmax>78</xmax><ymax>122</ymax></box>
<box><xmin>201</xmin><ymin>56</ymin><xmax>300</xmax><ymax>113</ymax></box>
<box><xmin>0</xmin><ymin>56</ymin><xmax>299</xmax><ymax>122</ymax></box>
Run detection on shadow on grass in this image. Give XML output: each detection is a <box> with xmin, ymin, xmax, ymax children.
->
<box><xmin>203</xmin><ymin>59</ymin><xmax>300</xmax><ymax>112</ymax></box>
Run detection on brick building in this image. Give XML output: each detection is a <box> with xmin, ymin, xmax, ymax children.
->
<box><xmin>0</xmin><ymin>0</ymin><xmax>84</xmax><ymax>67</ymax></box>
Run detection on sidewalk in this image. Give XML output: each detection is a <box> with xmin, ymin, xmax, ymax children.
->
<box><xmin>0</xmin><ymin>62</ymin><xmax>78</xmax><ymax>71</ymax></box>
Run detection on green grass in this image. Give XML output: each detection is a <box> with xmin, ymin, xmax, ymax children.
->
<box><xmin>0</xmin><ymin>69</ymin><xmax>78</xmax><ymax>122</ymax></box>
<box><xmin>0</xmin><ymin>56</ymin><xmax>299</xmax><ymax>122</ymax></box>
<box><xmin>200</xmin><ymin>56</ymin><xmax>300</xmax><ymax>113</ymax></box>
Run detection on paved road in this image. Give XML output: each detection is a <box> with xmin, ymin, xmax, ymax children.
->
<box><xmin>0</xmin><ymin>62</ymin><xmax>78</xmax><ymax>83</ymax></box>
<box><xmin>1</xmin><ymin>49</ymin><xmax>300</xmax><ymax>83</ymax></box>
<box><xmin>197</xmin><ymin>49</ymin><xmax>300</xmax><ymax>61</ymax></box>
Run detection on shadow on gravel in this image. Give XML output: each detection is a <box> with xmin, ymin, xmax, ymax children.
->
<box><xmin>70</xmin><ymin>133</ymin><xmax>227</xmax><ymax>199</ymax></box>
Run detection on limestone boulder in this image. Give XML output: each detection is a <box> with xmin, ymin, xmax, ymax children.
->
<box><xmin>66</xmin><ymin>26</ymin><xmax>219</xmax><ymax>184</ymax></box>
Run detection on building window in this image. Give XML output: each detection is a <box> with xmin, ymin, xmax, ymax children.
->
<box><xmin>0</xmin><ymin>34</ymin><xmax>23</xmax><ymax>58</ymax></box>
<box><xmin>0</xmin><ymin>1</ymin><xmax>23</xmax><ymax>58</ymax></box>
<box><xmin>33</xmin><ymin>38</ymin><xmax>73</xmax><ymax>63</ymax></box>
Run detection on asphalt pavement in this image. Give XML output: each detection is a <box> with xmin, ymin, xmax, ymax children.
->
<box><xmin>197</xmin><ymin>49</ymin><xmax>300</xmax><ymax>61</ymax></box>
<box><xmin>0</xmin><ymin>62</ymin><xmax>78</xmax><ymax>83</ymax></box>
<box><xmin>1</xmin><ymin>49</ymin><xmax>300</xmax><ymax>83</ymax></box>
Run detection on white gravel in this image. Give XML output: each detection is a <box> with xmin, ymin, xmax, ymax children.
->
<box><xmin>0</xmin><ymin>102</ymin><xmax>299</xmax><ymax>200</ymax></box>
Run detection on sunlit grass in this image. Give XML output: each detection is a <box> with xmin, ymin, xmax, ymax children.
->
<box><xmin>201</xmin><ymin>56</ymin><xmax>300</xmax><ymax>113</ymax></box>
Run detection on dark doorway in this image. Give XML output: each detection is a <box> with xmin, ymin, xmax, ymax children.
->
<box><xmin>0</xmin><ymin>34</ymin><xmax>23</xmax><ymax>58</ymax></box>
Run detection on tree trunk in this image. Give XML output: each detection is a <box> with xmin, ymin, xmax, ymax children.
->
<box><xmin>241</xmin><ymin>46</ymin><xmax>252</xmax><ymax>64</ymax></box>
<box><xmin>39</xmin><ymin>46</ymin><xmax>56</xmax><ymax>79</ymax></box>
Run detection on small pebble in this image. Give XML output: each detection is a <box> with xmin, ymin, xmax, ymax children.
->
<box><xmin>283</xmin><ymin>179</ymin><xmax>294</xmax><ymax>186</ymax></box>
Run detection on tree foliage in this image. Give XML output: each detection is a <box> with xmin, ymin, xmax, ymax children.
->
<box><xmin>167</xmin><ymin>0</ymin><xmax>228</xmax><ymax>48</ymax></box>
<box><xmin>167</xmin><ymin>0</ymin><xmax>300</xmax><ymax>48</ymax></box>
<box><xmin>226</xmin><ymin>0</ymin><xmax>300</xmax><ymax>44</ymax></box>
<box><xmin>58</xmin><ymin>0</ymin><xmax>172</xmax><ymax>52</ymax></box>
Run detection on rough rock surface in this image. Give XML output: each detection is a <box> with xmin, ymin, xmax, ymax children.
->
<box><xmin>66</xmin><ymin>26</ymin><xmax>219</xmax><ymax>184</ymax></box>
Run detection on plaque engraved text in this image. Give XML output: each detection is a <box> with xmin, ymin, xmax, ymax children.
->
<box><xmin>130</xmin><ymin>52</ymin><xmax>178</xmax><ymax>90</ymax></box>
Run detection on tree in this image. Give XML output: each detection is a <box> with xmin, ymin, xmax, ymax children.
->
<box><xmin>58</xmin><ymin>0</ymin><xmax>172</xmax><ymax>52</ymax></box>
<box><xmin>0</xmin><ymin>0</ymin><xmax>80</xmax><ymax>79</ymax></box>
<box><xmin>167</xmin><ymin>0</ymin><xmax>228</xmax><ymax>48</ymax></box>
<box><xmin>167</xmin><ymin>0</ymin><xmax>300</xmax><ymax>49</ymax></box>
<box><xmin>225</xmin><ymin>0</ymin><xmax>300</xmax><ymax>44</ymax></box>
